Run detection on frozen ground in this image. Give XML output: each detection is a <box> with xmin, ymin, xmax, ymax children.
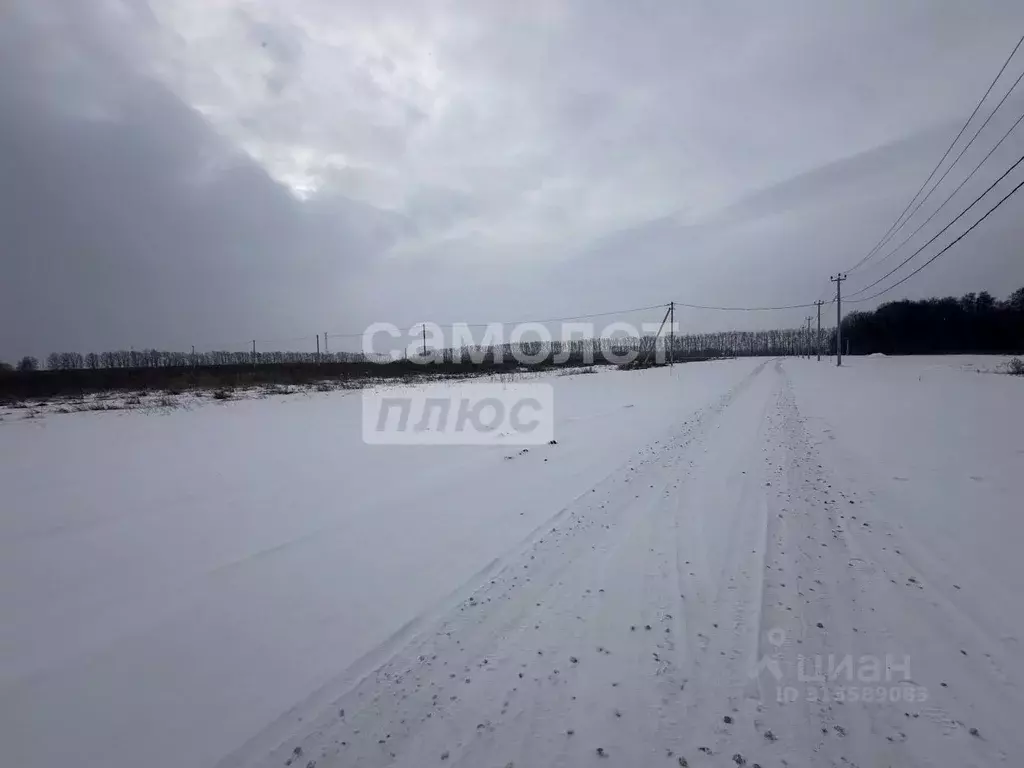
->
<box><xmin>1</xmin><ymin>356</ymin><xmax>1022</xmax><ymax>768</ymax></box>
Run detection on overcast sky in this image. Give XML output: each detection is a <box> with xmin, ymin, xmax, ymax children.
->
<box><xmin>3</xmin><ymin>0</ymin><xmax>1024</xmax><ymax>358</ymax></box>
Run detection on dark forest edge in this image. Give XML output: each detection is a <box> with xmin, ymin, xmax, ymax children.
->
<box><xmin>2</xmin><ymin>287</ymin><xmax>1022</xmax><ymax>402</ymax></box>
<box><xmin>842</xmin><ymin>286</ymin><xmax>1024</xmax><ymax>355</ymax></box>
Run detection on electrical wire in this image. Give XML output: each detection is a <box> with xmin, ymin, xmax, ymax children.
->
<box><xmin>846</xmin><ymin>32</ymin><xmax>1024</xmax><ymax>274</ymax></box>
<box><xmin>848</xmin><ymin>173</ymin><xmax>1024</xmax><ymax>304</ymax></box>
<box><xmin>860</xmin><ymin>103</ymin><xmax>1024</xmax><ymax>277</ymax></box>
<box><xmin>847</xmin><ymin>151</ymin><xmax>1024</xmax><ymax>298</ymax></box>
<box><xmin>322</xmin><ymin>303</ymin><xmax>671</xmax><ymax>337</ymax></box>
<box><xmin>672</xmin><ymin>300</ymin><xmax>820</xmax><ymax>311</ymax></box>
<box><xmin>855</xmin><ymin>65</ymin><xmax>1024</xmax><ymax>279</ymax></box>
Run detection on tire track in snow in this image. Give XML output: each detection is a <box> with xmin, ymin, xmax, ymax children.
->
<box><xmin>228</xmin><ymin>357</ymin><xmax>1015</xmax><ymax>768</ymax></box>
<box><xmin>748</xmin><ymin>360</ymin><xmax>1017</xmax><ymax>768</ymax></box>
<box><xmin>220</xmin><ymin>361</ymin><xmax>777</xmax><ymax>768</ymax></box>
<box><xmin>773</xmin><ymin>362</ymin><xmax>1021</xmax><ymax>767</ymax></box>
<box><xmin>222</xmin><ymin>355</ymin><xmax>1015</xmax><ymax>768</ymax></box>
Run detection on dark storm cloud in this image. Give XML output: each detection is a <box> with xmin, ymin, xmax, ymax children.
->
<box><xmin>0</xmin><ymin>2</ymin><xmax>404</xmax><ymax>357</ymax></box>
<box><xmin>3</xmin><ymin>0</ymin><xmax>1024</xmax><ymax>358</ymax></box>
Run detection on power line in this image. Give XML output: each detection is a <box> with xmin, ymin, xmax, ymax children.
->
<box><xmin>848</xmin><ymin>172</ymin><xmax>1024</xmax><ymax>304</ymax></box>
<box><xmin>496</xmin><ymin>303</ymin><xmax>669</xmax><ymax>325</ymax></box>
<box><xmin>672</xmin><ymin>300</ymin><xmax>820</xmax><ymax>311</ymax></box>
<box><xmin>326</xmin><ymin>296</ymin><xmax>825</xmax><ymax>351</ymax></box>
<box><xmin>860</xmin><ymin>101</ymin><xmax>1024</xmax><ymax>277</ymax></box>
<box><xmin>859</xmin><ymin>65</ymin><xmax>1024</xmax><ymax>274</ymax></box>
<box><xmin>254</xmin><ymin>334</ymin><xmax>318</xmax><ymax>345</ymax></box>
<box><xmin>186</xmin><ymin>298</ymin><xmax>824</xmax><ymax>353</ymax></box>
<box><xmin>846</xmin><ymin>32</ymin><xmax>1024</xmax><ymax>274</ymax></box>
<box><xmin>847</xmin><ymin>151</ymin><xmax>1024</xmax><ymax>298</ymax></box>
<box><xmin>323</xmin><ymin>302</ymin><xmax>670</xmax><ymax>337</ymax></box>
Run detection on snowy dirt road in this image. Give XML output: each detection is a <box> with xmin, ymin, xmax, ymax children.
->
<box><xmin>218</xmin><ymin>358</ymin><xmax>1024</xmax><ymax>768</ymax></box>
<box><xmin>3</xmin><ymin>357</ymin><xmax>1023</xmax><ymax>768</ymax></box>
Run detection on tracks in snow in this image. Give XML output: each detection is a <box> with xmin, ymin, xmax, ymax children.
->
<box><xmin>221</xmin><ymin>360</ymin><xmax>1013</xmax><ymax>768</ymax></box>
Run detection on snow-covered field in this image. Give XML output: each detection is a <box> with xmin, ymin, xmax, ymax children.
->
<box><xmin>1</xmin><ymin>356</ymin><xmax>1022</xmax><ymax>768</ymax></box>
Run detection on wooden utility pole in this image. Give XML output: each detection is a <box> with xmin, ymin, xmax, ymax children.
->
<box><xmin>252</xmin><ymin>340</ymin><xmax>256</xmax><ymax>369</ymax></box>
<box><xmin>668</xmin><ymin>301</ymin><xmax>675</xmax><ymax>367</ymax></box>
<box><xmin>814</xmin><ymin>300</ymin><xmax>824</xmax><ymax>361</ymax></box>
<box><xmin>422</xmin><ymin>324</ymin><xmax>428</xmax><ymax>357</ymax></box>
<box><xmin>648</xmin><ymin>304</ymin><xmax>672</xmax><ymax>366</ymax></box>
<box><xmin>831</xmin><ymin>273</ymin><xmax>847</xmax><ymax>366</ymax></box>
<box><xmin>316</xmin><ymin>333</ymin><xmax>320</xmax><ymax>364</ymax></box>
<box><xmin>324</xmin><ymin>332</ymin><xmax>329</xmax><ymax>355</ymax></box>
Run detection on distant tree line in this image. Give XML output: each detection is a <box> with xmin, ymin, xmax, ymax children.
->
<box><xmin>1</xmin><ymin>327</ymin><xmax>830</xmax><ymax>376</ymax></box>
<box><xmin>397</xmin><ymin>328</ymin><xmax>824</xmax><ymax>365</ymax></box>
<box><xmin>18</xmin><ymin>349</ymin><xmax>368</xmax><ymax>371</ymax></box>
<box><xmin>2</xmin><ymin>286</ymin><xmax>1021</xmax><ymax>399</ymax></box>
<box><xmin>0</xmin><ymin>329</ymin><xmax>812</xmax><ymax>400</ymax></box>
<box><xmin>840</xmin><ymin>287</ymin><xmax>1024</xmax><ymax>356</ymax></box>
